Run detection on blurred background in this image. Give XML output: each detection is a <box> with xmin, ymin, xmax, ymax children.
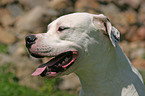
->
<box><xmin>0</xmin><ymin>0</ymin><xmax>145</xmax><ymax>96</ymax></box>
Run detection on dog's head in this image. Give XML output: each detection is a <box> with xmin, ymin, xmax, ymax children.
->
<box><xmin>25</xmin><ymin>13</ymin><xmax>120</xmax><ymax>78</ymax></box>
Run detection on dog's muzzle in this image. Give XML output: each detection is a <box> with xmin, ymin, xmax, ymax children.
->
<box><xmin>25</xmin><ymin>34</ymin><xmax>79</xmax><ymax>78</ymax></box>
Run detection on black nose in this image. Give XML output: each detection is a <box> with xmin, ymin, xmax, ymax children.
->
<box><xmin>25</xmin><ymin>35</ymin><xmax>37</xmax><ymax>48</ymax></box>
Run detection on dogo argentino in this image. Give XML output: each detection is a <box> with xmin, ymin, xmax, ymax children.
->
<box><xmin>25</xmin><ymin>13</ymin><xmax>145</xmax><ymax>96</ymax></box>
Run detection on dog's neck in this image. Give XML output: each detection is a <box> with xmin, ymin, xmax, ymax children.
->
<box><xmin>75</xmin><ymin>44</ymin><xmax>144</xmax><ymax>96</ymax></box>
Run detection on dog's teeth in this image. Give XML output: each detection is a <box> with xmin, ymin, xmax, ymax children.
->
<box><xmin>58</xmin><ymin>63</ymin><xmax>61</xmax><ymax>66</ymax></box>
<box><xmin>62</xmin><ymin>61</ymin><xmax>65</xmax><ymax>64</ymax></box>
<box><xmin>65</xmin><ymin>58</ymin><xmax>69</xmax><ymax>62</ymax></box>
<box><xmin>46</xmin><ymin>72</ymin><xmax>50</xmax><ymax>75</ymax></box>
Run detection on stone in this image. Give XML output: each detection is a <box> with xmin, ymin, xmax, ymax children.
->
<box><xmin>19</xmin><ymin>0</ymin><xmax>48</xmax><ymax>8</ymax></box>
<box><xmin>0</xmin><ymin>27</ymin><xmax>17</xmax><ymax>44</ymax></box>
<box><xmin>129</xmin><ymin>41</ymin><xmax>145</xmax><ymax>59</ymax></box>
<box><xmin>48</xmin><ymin>0</ymin><xmax>72</xmax><ymax>9</ymax></box>
<box><xmin>123</xmin><ymin>9</ymin><xmax>137</xmax><ymax>25</ymax></box>
<box><xmin>75</xmin><ymin>0</ymin><xmax>100</xmax><ymax>13</ymax></box>
<box><xmin>7</xmin><ymin>4</ymin><xmax>24</xmax><ymax>17</ymax></box>
<box><xmin>48</xmin><ymin>0</ymin><xmax>73</xmax><ymax>14</ymax></box>
<box><xmin>58</xmin><ymin>73</ymin><xmax>81</xmax><ymax>93</ymax></box>
<box><xmin>130</xmin><ymin>47</ymin><xmax>145</xmax><ymax>59</ymax></box>
<box><xmin>125</xmin><ymin>25</ymin><xmax>138</xmax><ymax>42</ymax></box>
<box><xmin>125</xmin><ymin>0</ymin><xmax>141</xmax><ymax>9</ymax></box>
<box><xmin>113</xmin><ymin>0</ymin><xmax>141</xmax><ymax>9</ymax></box>
<box><xmin>132</xmin><ymin>58</ymin><xmax>145</xmax><ymax>70</ymax></box>
<box><xmin>15</xmin><ymin>6</ymin><xmax>58</xmax><ymax>34</ymax></box>
<box><xmin>0</xmin><ymin>8</ymin><xmax>15</xmax><ymax>27</ymax></box>
<box><xmin>136</xmin><ymin>26</ymin><xmax>145</xmax><ymax>40</ymax></box>
<box><xmin>126</xmin><ymin>26</ymin><xmax>145</xmax><ymax>42</ymax></box>
<box><xmin>112</xmin><ymin>0</ymin><xmax>128</xmax><ymax>10</ymax></box>
<box><xmin>0</xmin><ymin>0</ymin><xmax>15</xmax><ymax>5</ymax></box>
<box><xmin>9</xmin><ymin>41</ymin><xmax>26</xmax><ymax>56</ymax></box>
<box><xmin>138</xmin><ymin>2</ymin><xmax>145</xmax><ymax>25</ymax></box>
<box><xmin>97</xmin><ymin>0</ymin><xmax>112</xmax><ymax>3</ymax></box>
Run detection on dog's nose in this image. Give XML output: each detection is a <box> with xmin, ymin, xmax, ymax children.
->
<box><xmin>25</xmin><ymin>35</ymin><xmax>37</xmax><ymax>48</ymax></box>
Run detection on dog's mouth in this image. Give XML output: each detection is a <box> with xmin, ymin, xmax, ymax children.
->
<box><xmin>32</xmin><ymin>51</ymin><xmax>78</xmax><ymax>78</ymax></box>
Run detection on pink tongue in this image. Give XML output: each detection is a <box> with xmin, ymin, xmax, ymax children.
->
<box><xmin>32</xmin><ymin>66</ymin><xmax>47</xmax><ymax>76</ymax></box>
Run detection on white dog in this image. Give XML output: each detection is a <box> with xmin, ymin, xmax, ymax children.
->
<box><xmin>25</xmin><ymin>13</ymin><xmax>145</xmax><ymax>96</ymax></box>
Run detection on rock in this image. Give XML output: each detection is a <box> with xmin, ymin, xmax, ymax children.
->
<box><xmin>58</xmin><ymin>73</ymin><xmax>81</xmax><ymax>93</ymax></box>
<box><xmin>48</xmin><ymin>0</ymin><xmax>72</xmax><ymax>9</ymax></box>
<box><xmin>97</xmin><ymin>0</ymin><xmax>112</xmax><ymax>3</ymax></box>
<box><xmin>113</xmin><ymin>0</ymin><xmax>140</xmax><ymax>10</ymax></box>
<box><xmin>19</xmin><ymin>0</ymin><xmax>48</xmax><ymax>8</ymax></box>
<box><xmin>48</xmin><ymin>0</ymin><xmax>73</xmax><ymax>14</ymax></box>
<box><xmin>0</xmin><ymin>8</ymin><xmax>15</xmax><ymax>27</ymax></box>
<box><xmin>15</xmin><ymin>6</ymin><xmax>58</xmax><ymax>35</ymax></box>
<box><xmin>112</xmin><ymin>0</ymin><xmax>129</xmax><ymax>10</ymax></box>
<box><xmin>125</xmin><ymin>0</ymin><xmax>141</xmax><ymax>9</ymax></box>
<box><xmin>0</xmin><ymin>0</ymin><xmax>16</xmax><ymax>5</ymax></box>
<box><xmin>7</xmin><ymin>4</ymin><xmax>24</xmax><ymax>17</ymax></box>
<box><xmin>0</xmin><ymin>27</ymin><xmax>17</xmax><ymax>44</ymax></box>
<box><xmin>129</xmin><ymin>41</ymin><xmax>145</xmax><ymax>59</ymax></box>
<box><xmin>75</xmin><ymin>0</ymin><xmax>100</xmax><ymax>13</ymax></box>
<box><xmin>132</xmin><ymin>58</ymin><xmax>145</xmax><ymax>70</ymax></box>
<box><xmin>124</xmin><ymin>9</ymin><xmax>137</xmax><ymax>25</ymax></box>
<box><xmin>8</xmin><ymin>40</ymin><xmax>26</xmax><ymax>56</ymax></box>
<box><xmin>14</xmin><ymin>45</ymin><xmax>26</xmax><ymax>56</ymax></box>
<box><xmin>136</xmin><ymin>26</ymin><xmax>145</xmax><ymax>40</ymax></box>
<box><xmin>138</xmin><ymin>2</ymin><xmax>145</xmax><ymax>25</ymax></box>
<box><xmin>125</xmin><ymin>25</ymin><xmax>138</xmax><ymax>42</ymax></box>
<box><xmin>126</xmin><ymin>26</ymin><xmax>145</xmax><ymax>42</ymax></box>
<box><xmin>130</xmin><ymin>47</ymin><xmax>145</xmax><ymax>59</ymax></box>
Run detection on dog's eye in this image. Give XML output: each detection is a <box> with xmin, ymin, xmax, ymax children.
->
<box><xmin>58</xmin><ymin>26</ymin><xmax>70</xmax><ymax>32</ymax></box>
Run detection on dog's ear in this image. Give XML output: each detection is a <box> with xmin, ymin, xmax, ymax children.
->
<box><xmin>92</xmin><ymin>14</ymin><xmax>120</xmax><ymax>47</ymax></box>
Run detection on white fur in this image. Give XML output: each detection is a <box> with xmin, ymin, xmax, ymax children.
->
<box><xmin>32</xmin><ymin>13</ymin><xmax>145</xmax><ymax>96</ymax></box>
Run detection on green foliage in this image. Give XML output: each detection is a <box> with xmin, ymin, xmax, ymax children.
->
<box><xmin>40</xmin><ymin>78</ymin><xmax>58</xmax><ymax>94</ymax></box>
<box><xmin>0</xmin><ymin>63</ymin><xmax>76</xmax><ymax>96</ymax></box>
<box><xmin>0</xmin><ymin>44</ymin><xmax>8</xmax><ymax>54</ymax></box>
<box><xmin>40</xmin><ymin>78</ymin><xmax>75</xmax><ymax>96</ymax></box>
<box><xmin>0</xmin><ymin>63</ymin><xmax>44</xmax><ymax>96</ymax></box>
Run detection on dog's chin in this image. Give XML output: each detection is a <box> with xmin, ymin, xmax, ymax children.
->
<box><xmin>29</xmin><ymin>51</ymin><xmax>79</xmax><ymax>78</ymax></box>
